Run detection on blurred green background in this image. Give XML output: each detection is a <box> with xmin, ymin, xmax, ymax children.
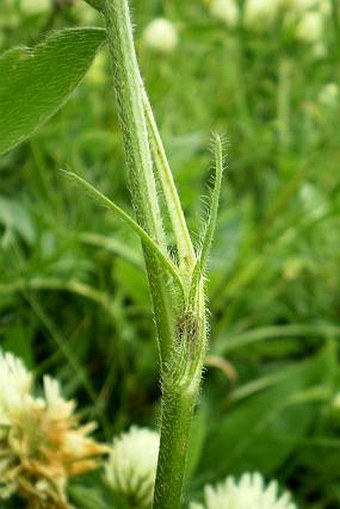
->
<box><xmin>0</xmin><ymin>0</ymin><xmax>340</xmax><ymax>507</ymax></box>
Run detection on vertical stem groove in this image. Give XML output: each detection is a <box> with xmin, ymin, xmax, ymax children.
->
<box><xmin>141</xmin><ymin>83</ymin><xmax>196</xmax><ymax>272</ymax></box>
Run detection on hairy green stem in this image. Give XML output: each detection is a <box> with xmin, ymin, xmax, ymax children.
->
<box><xmin>153</xmin><ymin>387</ymin><xmax>198</xmax><ymax>509</ymax></box>
<box><xmin>104</xmin><ymin>0</ymin><xmax>176</xmax><ymax>363</ymax></box>
<box><xmin>103</xmin><ymin>1</ymin><xmax>212</xmax><ymax>507</ymax></box>
<box><xmin>154</xmin><ymin>286</ymin><xmax>207</xmax><ymax>509</ymax></box>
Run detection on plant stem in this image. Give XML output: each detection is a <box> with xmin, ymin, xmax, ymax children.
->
<box><xmin>153</xmin><ymin>386</ymin><xmax>198</xmax><ymax>509</ymax></box>
<box><xmin>104</xmin><ymin>0</ymin><xmax>176</xmax><ymax>363</ymax></box>
<box><xmin>103</xmin><ymin>1</ymin><xmax>209</xmax><ymax>507</ymax></box>
<box><xmin>154</xmin><ymin>287</ymin><xmax>206</xmax><ymax>509</ymax></box>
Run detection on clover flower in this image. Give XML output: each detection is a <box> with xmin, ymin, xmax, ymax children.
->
<box><xmin>209</xmin><ymin>0</ymin><xmax>240</xmax><ymax>27</ymax></box>
<box><xmin>296</xmin><ymin>11</ymin><xmax>324</xmax><ymax>42</ymax></box>
<box><xmin>190</xmin><ymin>472</ymin><xmax>297</xmax><ymax>509</ymax></box>
<box><xmin>244</xmin><ymin>0</ymin><xmax>281</xmax><ymax>27</ymax></box>
<box><xmin>0</xmin><ymin>351</ymin><xmax>108</xmax><ymax>508</ymax></box>
<box><xmin>104</xmin><ymin>426</ymin><xmax>160</xmax><ymax>508</ymax></box>
<box><xmin>317</xmin><ymin>83</ymin><xmax>339</xmax><ymax>108</ymax></box>
<box><xmin>143</xmin><ymin>18</ymin><xmax>179</xmax><ymax>54</ymax></box>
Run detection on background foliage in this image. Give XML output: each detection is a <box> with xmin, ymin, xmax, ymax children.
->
<box><xmin>0</xmin><ymin>0</ymin><xmax>340</xmax><ymax>507</ymax></box>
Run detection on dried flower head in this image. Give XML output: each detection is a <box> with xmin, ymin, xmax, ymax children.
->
<box><xmin>0</xmin><ymin>351</ymin><xmax>108</xmax><ymax>508</ymax></box>
<box><xmin>104</xmin><ymin>426</ymin><xmax>160</xmax><ymax>508</ymax></box>
<box><xmin>190</xmin><ymin>472</ymin><xmax>297</xmax><ymax>509</ymax></box>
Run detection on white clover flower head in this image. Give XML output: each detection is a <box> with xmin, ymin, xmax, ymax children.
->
<box><xmin>312</xmin><ymin>41</ymin><xmax>327</xmax><ymax>58</ymax></box>
<box><xmin>143</xmin><ymin>18</ymin><xmax>179</xmax><ymax>54</ymax></box>
<box><xmin>317</xmin><ymin>82</ymin><xmax>339</xmax><ymax>108</ymax></box>
<box><xmin>20</xmin><ymin>0</ymin><xmax>50</xmax><ymax>15</ymax></box>
<box><xmin>0</xmin><ymin>350</ymin><xmax>108</xmax><ymax>508</ymax></box>
<box><xmin>283</xmin><ymin>0</ymin><xmax>330</xmax><ymax>14</ymax></box>
<box><xmin>0</xmin><ymin>350</ymin><xmax>33</xmax><ymax>426</ymax></box>
<box><xmin>190</xmin><ymin>472</ymin><xmax>297</xmax><ymax>509</ymax></box>
<box><xmin>296</xmin><ymin>11</ymin><xmax>324</xmax><ymax>42</ymax></box>
<box><xmin>209</xmin><ymin>0</ymin><xmax>240</xmax><ymax>27</ymax></box>
<box><xmin>244</xmin><ymin>0</ymin><xmax>281</xmax><ymax>27</ymax></box>
<box><xmin>105</xmin><ymin>426</ymin><xmax>160</xmax><ymax>508</ymax></box>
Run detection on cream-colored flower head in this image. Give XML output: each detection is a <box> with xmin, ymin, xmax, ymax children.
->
<box><xmin>0</xmin><ymin>350</ymin><xmax>108</xmax><ymax>508</ymax></box>
<box><xmin>143</xmin><ymin>18</ymin><xmax>179</xmax><ymax>54</ymax></box>
<box><xmin>190</xmin><ymin>472</ymin><xmax>297</xmax><ymax>509</ymax></box>
<box><xmin>296</xmin><ymin>11</ymin><xmax>324</xmax><ymax>42</ymax></box>
<box><xmin>317</xmin><ymin>82</ymin><xmax>339</xmax><ymax>108</ymax></box>
<box><xmin>209</xmin><ymin>0</ymin><xmax>240</xmax><ymax>27</ymax></box>
<box><xmin>105</xmin><ymin>426</ymin><xmax>160</xmax><ymax>508</ymax></box>
<box><xmin>0</xmin><ymin>350</ymin><xmax>33</xmax><ymax>426</ymax></box>
<box><xmin>244</xmin><ymin>0</ymin><xmax>281</xmax><ymax>27</ymax></box>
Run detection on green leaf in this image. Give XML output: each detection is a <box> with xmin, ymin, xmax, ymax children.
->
<box><xmin>62</xmin><ymin>170</ymin><xmax>185</xmax><ymax>298</ymax></box>
<box><xmin>0</xmin><ymin>28</ymin><xmax>106</xmax><ymax>155</ymax></box>
<box><xmin>85</xmin><ymin>0</ymin><xmax>105</xmax><ymax>12</ymax></box>
<box><xmin>83</xmin><ymin>0</ymin><xmax>104</xmax><ymax>12</ymax></box>
<box><xmin>189</xmin><ymin>134</ymin><xmax>224</xmax><ymax>305</ymax></box>
<box><xmin>69</xmin><ymin>485</ymin><xmax>109</xmax><ymax>509</ymax></box>
<box><xmin>186</xmin><ymin>403</ymin><xmax>208</xmax><ymax>479</ymax></box>
<box><xmin>197</xmin><ymin>346</ymin><xmax>334</xmax><ymax>482</ymax></box>
<box><xmin>142</xmin><ymin>83</ymin><xmax>195</xmax><ymax>269</ymax></box>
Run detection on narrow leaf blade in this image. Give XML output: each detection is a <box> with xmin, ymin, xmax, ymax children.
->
<box><xmin>0</xmin><ymin>28</ymin><xmax>106</xmax><ymax>154</ymax></box>
<box><xmin>189</xmin><ymin>134</ymin><xmax>225</xmax><ymax>304</ymax></box>
<box><xmin>62</xmin><ymin>170</ymin><xmax>185</xmax><ymax>298</ymax></box>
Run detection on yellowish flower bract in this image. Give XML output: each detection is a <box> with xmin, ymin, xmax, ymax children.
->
<box><xmin>0</xmin><ymin>350</ymin><xmax>108</xmax><ymax>508</ymax></box>
<box><xmin>142</xmin><ymin>18</ymin><xmax>179</xmax><ymax>54</ymax></box>
<box><xmin>190</xmin><ymin>472</ymin><xmax>297</xmax><ymax>509</ymax></box>
<box><xmin>104</xmin><ymin>426</ymin><xmax>160</xmax><ymax>508</ymax></box>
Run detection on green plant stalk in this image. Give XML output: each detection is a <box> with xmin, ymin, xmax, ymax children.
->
<box><xmin>104</xmin><ymin>1</ymin><xmax>209</xmax><ymax>507</ymax></box>
<box><xmin>154</xmin><ymin>288</ymin><xmax>206</xmax><ymax>509</ymax></box>
<box><xmin>153</xmin><ymin>385</ymin><xmax>199</xmax><ymax>509</ymax></box>
<box><xmin>104</xmin><ymin>0</ymin><xmax>177</xmax><ymax>364</ymax></box>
